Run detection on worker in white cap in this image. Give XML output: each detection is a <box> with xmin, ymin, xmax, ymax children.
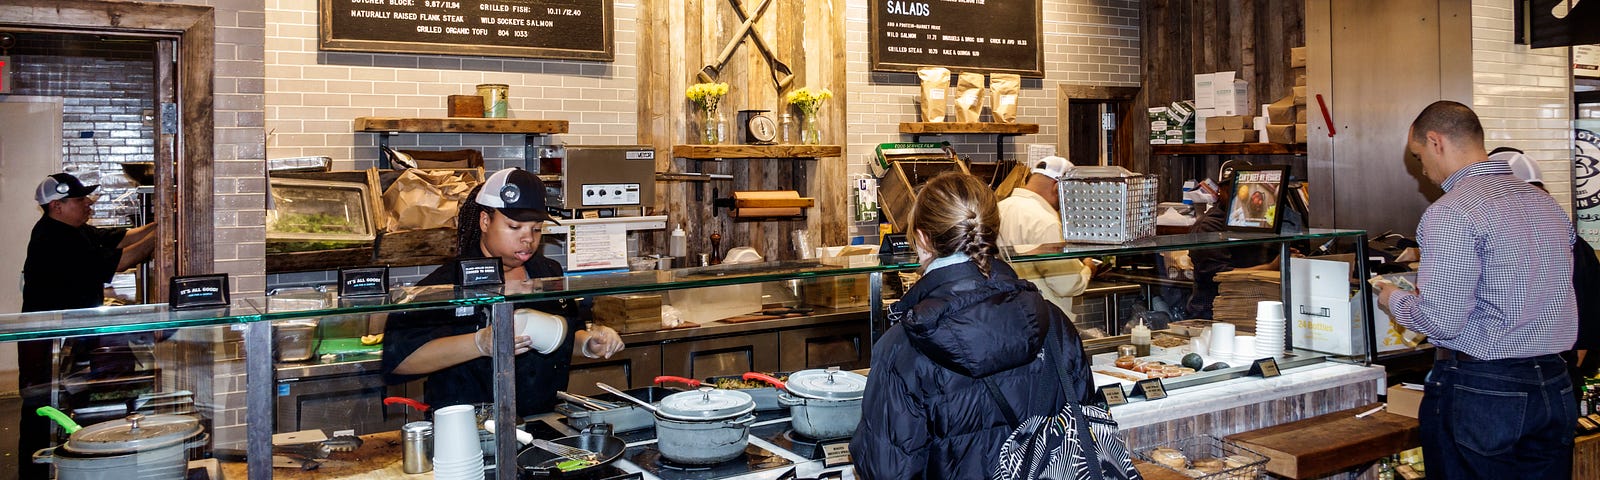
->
<box><xmin>996</xmin><ymin>156</ymin><xmax>1093</xmax><ymax>323</ymax></box>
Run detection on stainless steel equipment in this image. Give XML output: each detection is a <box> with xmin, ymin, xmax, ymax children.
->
<box><xmin>537</xmin><ymin>145</ymin><xmax>656</xmax><ymax>216</ymax></box>
<box><xmin>401</xmin><ymin>421</ymin><xmax>433</xmax><ymax>474</ymax></box>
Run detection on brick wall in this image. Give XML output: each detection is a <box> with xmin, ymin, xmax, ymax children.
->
<box><xmin>1471</xmin><ymin>0</ymin><xmax>1573</xmax><ymax>212</ymax></box>
<box><xmin>843</xmin><ymin>0</ymin><xmax>1141</xmax><ymax>239</ymax></box>
<box><xmin>7</xmin><ymin>33</ymin><xmax>156</xmax><ymax>225</ymax></box>
<box><xmin>151</xmin><ymin>0</ymin><xmax>269</xmax><ymax>450</ymax></box>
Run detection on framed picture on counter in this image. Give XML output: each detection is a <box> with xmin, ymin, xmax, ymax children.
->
<box><xmin>1225</xmin><ymin>166</ymin><xmax>1288</xmax><ymax>233</ymax></box>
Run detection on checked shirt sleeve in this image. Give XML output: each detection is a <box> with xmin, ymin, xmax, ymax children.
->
<box><xmin>1391</xmin><ymin>204</ymin><xmax>1479</xmax><ymax>341</ymax></box>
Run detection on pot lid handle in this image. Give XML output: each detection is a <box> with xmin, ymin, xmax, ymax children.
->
<box><xmin>825</xmin><ymin>366</ymin><xmax>840</xmax><ymax>383</ymax></box>
<box><xmin>698</xmin><ymin>386</ymin><xmax>714</xmax><ymax>401</ymax></box>
<box><xmin>126</xmin><ymin>414</ymin><xmax>144</xmax><ymax>432</ymax></box>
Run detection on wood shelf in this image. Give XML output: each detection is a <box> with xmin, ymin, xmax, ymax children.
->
<box><xmin>671</xmin><ymin>144</ymin><xmax>843</xmax><ymax>159</ymax></box>
<box><xmin>353</xmin><ymin>117</ymin><xmax>569</xmax><ymax>134</ymax></box>
<box><xmin>1151</xmin><ymin>143</ymin><xmax>1306</xmax><ymax>156</ymax></box>
<box><xmin>898</xmin><ymin>122</ymin><xmax>1040</xmax><ymax>135</ymax></box>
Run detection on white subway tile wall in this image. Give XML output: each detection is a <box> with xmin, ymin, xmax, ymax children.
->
<box><xmin>842</xmin><ymin>0</ymin><xmax>1141</xmax><ymax>238</ymax></box>
<box><xmin>1472</xmin><ymin>0</ymin><xmax>1574</xmax><ymax>212</ymax></box>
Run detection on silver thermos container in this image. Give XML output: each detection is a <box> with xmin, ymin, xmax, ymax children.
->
<box><xmin>402</xmin><ymin>421</ymin><xmax>434</xmax><ymax>474</ymax></box>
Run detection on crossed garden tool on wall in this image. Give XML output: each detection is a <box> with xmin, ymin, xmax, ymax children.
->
<box><xmin>696</xmin><ymin>0</ymin><xmax>795</xmax><ymax>89</ymax></box>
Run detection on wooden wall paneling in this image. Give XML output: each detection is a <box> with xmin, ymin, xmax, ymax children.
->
<box><xmin>807</xmin><ymin>0</ymin><xmax>849</xmax><ymax>249</ymax></box>
<box><xmin>640</xmin><ymin>0</ymin><xmax>846</xmax><ymax>261</ymax></box>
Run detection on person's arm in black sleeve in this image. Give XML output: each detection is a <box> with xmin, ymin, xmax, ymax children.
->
<box><xmin>1572</xmin><ymin>243</ymin><xmax>1600</xmax><ymax>376</ymax></box>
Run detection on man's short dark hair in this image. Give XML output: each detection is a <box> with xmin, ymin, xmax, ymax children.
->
<box><xmin>1410</xmin><ymin>100</ymin><xmax>1484</xmax><ymax>146</ymax></box>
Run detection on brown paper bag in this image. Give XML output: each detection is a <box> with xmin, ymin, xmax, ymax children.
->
<box><xmin>382</xmin><ymin>169</ymin><xmax>479</xmax><ymax>233</ymax></box>
<box><xmin>918</xmin><ymin>67</ymin><xmax>950</xmax><ymax>122</ymax></box>
<box><xmin>989</xmin><ymin>74</ymin><xmax>1020</xmax><ymax>124</ymax></box>
<box><xmin>954</xmin><ymin>72</ymin><xmax>985</xmax><ymax>123</ymax></box>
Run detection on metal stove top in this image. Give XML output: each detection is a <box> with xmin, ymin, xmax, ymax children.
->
<box><xmin>622</xmin><ymin>443</ymin><xmax>793</xmax><ymax>480</ymax></box>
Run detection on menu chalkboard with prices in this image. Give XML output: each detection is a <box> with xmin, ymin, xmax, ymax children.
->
<box><xmin>869</xmin><ymin>0</ymin><xmax>1043</xmax><ymax>76</ymax></box>
<box><xmin>320</xmin><ymin>0</ymin><xmax>613</xmax><ymax>61</ymax></box>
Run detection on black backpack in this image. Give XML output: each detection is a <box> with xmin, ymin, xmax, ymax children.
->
<box><xmin>981</xmin><ymin>328</ymin><xmax>1142</xmax><ymax>480</ymax></box>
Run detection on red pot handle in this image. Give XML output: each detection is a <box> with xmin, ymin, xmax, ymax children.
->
<box><xmin>384</xmin><ymin>397</ymin><xmax>430</xmax><ymax>412</ymax></box>
<box><xmin>743</xmin><ymin>372</ymin><xmax>786</xmax><ymax>390</ymax></box>
<box><xmin>653</xmin><ymin>376</ymin><xmax>701</xmax><ymax>388</ymax></box>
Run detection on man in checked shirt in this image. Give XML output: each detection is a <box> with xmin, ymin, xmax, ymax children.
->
<box><xmin>1377</xmin><ymin>100</ymin><xmax>1579</xmax><ymax>479</ymax></box>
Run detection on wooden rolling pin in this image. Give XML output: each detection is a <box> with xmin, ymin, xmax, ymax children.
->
<box><xmin>732</xmin><ymin>190</ymin><xmax>814</xmax><ymax>218</ymax></box>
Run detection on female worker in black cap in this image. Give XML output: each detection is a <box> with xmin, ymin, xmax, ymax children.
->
<box><xmin>382</xmin><ymin>168</ymin><xmax>624</xmax><ymax>415</ymax></box>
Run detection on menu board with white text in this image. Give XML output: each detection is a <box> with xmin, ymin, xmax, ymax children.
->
<box><xmin>869</xmin><ymin>0</ymin><xmax>1043</xmax><ymax>76</ymax></box>
<box><xmin>320</xmin><ymin>0</ymin><xmax>612</xmax><ymax>61</ymax></box>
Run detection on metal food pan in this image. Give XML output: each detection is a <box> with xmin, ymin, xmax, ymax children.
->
<box><xmin>557</xmin><ymin>386</ymin><xmax>679</xmax><ymax>433</ymax></box>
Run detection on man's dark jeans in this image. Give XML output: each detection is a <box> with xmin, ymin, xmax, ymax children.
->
<box><xmin>1420</xmin><ymin>354</ymin><xmax>1575</xmax><ymax>479</ymax></box>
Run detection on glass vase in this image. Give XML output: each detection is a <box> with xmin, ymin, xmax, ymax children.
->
<box><xmin>801</xmin><ymin>112</ymin><xmax>822</xmax><ymax>145</ymax></box>
<box><xmin>701</xmin><ymin>109</ymin><xmax>725</xmax><ymax>145</ymax></box>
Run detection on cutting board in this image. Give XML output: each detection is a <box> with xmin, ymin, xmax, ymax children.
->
<box><xmin>1226</xmin><ymin>403</ymin><xmax>1419</xmax><ymax>479</ymax></box>
<box><xmin>318</xmin><ymin>338</ymin><xmax>382</xmax><ymax>357</ymax></box>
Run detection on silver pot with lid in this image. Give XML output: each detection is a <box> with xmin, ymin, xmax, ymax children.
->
<box><xmin>653</xmin><ymin>387</ymin><xmax>757</xmax><ymax>464</ymax></box>
<box><xmin>35</xmin><ymin>413</ymin><xmax>209</xmax><ymax>480</ymax></box>
<box><xmin>769</xmin><ymin>367</ymin><xmax>868</xmax><ymax>440</ymax></box>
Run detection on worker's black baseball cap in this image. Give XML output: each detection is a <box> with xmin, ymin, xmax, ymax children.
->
<box><xmin>474</xmin><ymin>168</ymin><xmax>558</xmax><ymax>224</ymax></box>
<box><xmin>35</xmin><ymin>173</ymin><xmax>99</xmax><ymax>205</ymax></box>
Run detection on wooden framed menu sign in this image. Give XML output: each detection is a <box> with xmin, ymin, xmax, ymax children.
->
<box><xmin>869</xmin><ymin>0</ymin><xmax>1043</xmax><ymax>76</ymax></box>
<box><xmin>320</xmin><ymin>0</ymin><xmax>613</xmax><ymax>61</ymax></box>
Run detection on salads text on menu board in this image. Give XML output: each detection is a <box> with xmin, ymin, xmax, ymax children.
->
<box><xmin>869</xmin><ymin>0</ymin><xmax>1043</xmax><ymax>76</ymax></box>
<box><xmin>320</xmin><ymin>0</ymin><xmax>612</xmax><ymax>61</ymax></box>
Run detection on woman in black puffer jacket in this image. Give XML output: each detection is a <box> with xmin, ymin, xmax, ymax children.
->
<box><xmin>851</xmin><ymin>172</ymin><xmax>1094</xmax><ymax>479</ymax></box>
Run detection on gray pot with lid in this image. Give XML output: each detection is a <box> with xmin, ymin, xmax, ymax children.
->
<box><xmin>653</xmin><ymin>387</ymin><xmax>757</xmax><ymax>464</ymax></box>
<box><xmin>35</xmin><ymin>413</ymin><xmax>208</xmax><ymax>480</ymax></box>
<box><xmin>773</xmin><ymin>367</ymin><xmax>868</xmax><ymax>440</ymax></box>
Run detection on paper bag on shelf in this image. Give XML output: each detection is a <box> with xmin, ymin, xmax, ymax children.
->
<box><xmin>382</xmin><ymin>169</ymin><xmax>478</xmax><ymax>233</ymax></box>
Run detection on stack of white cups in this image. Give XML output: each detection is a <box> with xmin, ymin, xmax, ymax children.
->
<box><xmin>1254</xmin><ymin>301</ymin><xmax>1287</xmax><ymax>359</ymax></box>
<box><xmin>1208</xmin><ymin>322</ymin><xmax>1237</xmax><ymax>363</ymax></box>
<box><xmin>431</xmin><ymin>405</ymin><xmax>486</xmax><ymax>480</ymax></box>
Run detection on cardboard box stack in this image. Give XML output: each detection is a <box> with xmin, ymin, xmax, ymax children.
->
<box><xmin>1148</xmin><ymin>101</ymin><xmax>1197</xmax><ymax>145</ymax></box>
<box><xmin>1204</xmin><ymin>115</ymin><xmax>1255</xmax><ymax>144</ymax></box>
<box><xmin>1262</xmin><ymin>46</ymin><xmax>1310</xmax><ymax>144</ymax></box>
<box><xmin>1194</xmin><ymin>71</ymin><xmax>1251</xmax><ymax>143</ymax></box>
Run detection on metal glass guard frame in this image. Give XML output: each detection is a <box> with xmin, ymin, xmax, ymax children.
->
<box><xmin>232</xmin><ymin>233</ymin><xmax>1374</xmax><ymax>478</ymax></box>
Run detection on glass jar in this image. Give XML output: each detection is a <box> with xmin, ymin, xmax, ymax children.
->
<box><xmin>779</xmin><ymin>113</ymin><xmax>796</xmax><ymax>144</ymax></box>
<box><xmin>702</xmin><ymin>110</ymin><xmax>725</xmax><ymax>145</ymax></box>
<box><xmin>801</xmin><ymin>112</ymin><xmax>821</xmax><ymax>145</ymax></box>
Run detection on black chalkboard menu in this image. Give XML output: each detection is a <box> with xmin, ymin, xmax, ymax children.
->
<box><xmin>869</xmin><ymin>0</ymin><xmax>1043</xmax><ymax>76</ymax></box>
<box><xmin>320</xmin><ymin>0</ymin><xmax>612</xmax><ymax>61</ymax></box>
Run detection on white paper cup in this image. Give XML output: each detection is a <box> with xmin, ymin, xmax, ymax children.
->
<box><xmin>1190</xmin><ymin>338</ymin><xmax>1209</xmax><ymax>356</ymax></box>
<box><xmin>1209</xmin><ymin>323</ymin><xmax>1236</xmax><ymax>354</ymax></box>
<box><xmin>1233</xmin><ymin>335</ymin><xmax>1257</xmax><ymax>359</ymax></box>
<box><xmin>431</xmin><ymin>405</ymin><xmax>483</xmax><ymax>461</ymax></box>
<box><xmin>514</xmin><ymin>308</ymin><xmax>567</xmax><ymax>354</ymax></box>
<box><xmin>1257</xmin><ymin>301</ymin><xmax>1286</xmax><ymax>320</ymax></box>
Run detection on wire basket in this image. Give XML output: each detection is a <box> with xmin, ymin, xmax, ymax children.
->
<box><xmin>1134</xmin><ymin>434</ymin><xmax>1268</xmax><ymax>480</ymax></box>
<box><xmin>1057</xmin><ymin>166</ymin><xmax>1158</xmax><ymax>244</ymax></box>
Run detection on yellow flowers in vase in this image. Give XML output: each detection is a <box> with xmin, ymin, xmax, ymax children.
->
<box><xmin>687</xmin><ymin>82</ymin><xmax>730</xmax><ymax>144</ymax></box>
<box><xmin>786</xmin><ymin>87</ymin><xmax>833</xmax><ymax>145</ymax></box>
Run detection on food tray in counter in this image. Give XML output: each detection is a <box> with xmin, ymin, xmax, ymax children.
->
<box><xmin>267</xmin><ymin>177</ymin><xmax>379</xmax><ymax>243</ymax></box>
<box><xmin>1135</xmin><ymin>434</ymin><xmax>1268</xmax><ymax>480</ymax></box>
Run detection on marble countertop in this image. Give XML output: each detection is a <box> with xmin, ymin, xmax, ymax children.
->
<box><xmin>1107</xmin><ymin>362</ymin><xmax>1385</xmax><ymax>429</ymax></box>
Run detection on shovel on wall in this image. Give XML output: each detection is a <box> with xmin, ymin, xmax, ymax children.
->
<box><xmin>725</xmin><ymin>0</ymin><xmax>795</xmax><ymax>89</ymax></box>
<box><xmin>696</xmin><ymin>0</ymin><xmax>775</xmax><ymax>84</ymax></box>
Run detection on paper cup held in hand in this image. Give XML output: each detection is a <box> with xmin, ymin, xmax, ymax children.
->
<box><xmin>514</xmin><ymin>308</ymin><xmax>566</xmax><ymax>354</ymax></box>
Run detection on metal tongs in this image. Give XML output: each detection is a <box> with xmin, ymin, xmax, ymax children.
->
<box><xmin>530</xmin><ymin>438</ymin><xmax>599</xmax><ymax>463</ymax></box>
<box><xmin>556</xmin><ymin>391</ymin><xmax>621</xmax><ymax>411</ymax></box>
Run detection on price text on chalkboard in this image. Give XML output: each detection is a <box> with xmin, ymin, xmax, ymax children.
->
<box><xmin>320</xmin><ymin>0</ymin><xmax>613</xmax><ymax>61</ymax></box>
<box><xmin>869</xmin><ymin>0</ymin><xmax>1043</xmax><ymax>76</ymax></box>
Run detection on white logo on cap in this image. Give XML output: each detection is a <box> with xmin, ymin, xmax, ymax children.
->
<box><xmin>55</xmin><ymin>182</ymin><xmax>70</xmax><ymax>194</ymax></box>
<box><xmin>501</xmin><ymin>184</ymin><xmax>521</xmax><ymax>204</ymax></box>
